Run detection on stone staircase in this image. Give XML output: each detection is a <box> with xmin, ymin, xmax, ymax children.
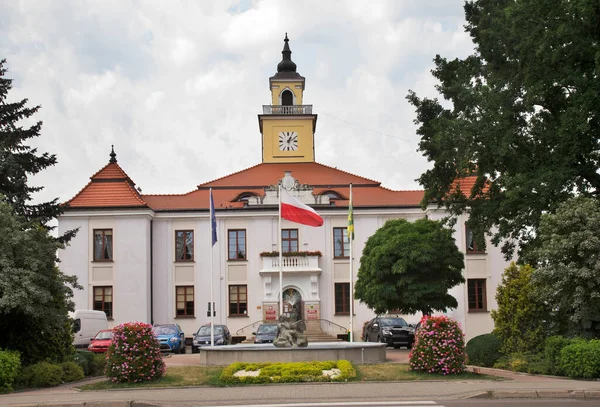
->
<box><xmin>241</xmin><ymin>324</ymin><xmax>344</xmax><ymax>344</ymax></box>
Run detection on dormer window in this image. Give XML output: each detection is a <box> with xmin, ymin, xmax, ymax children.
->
<box><xmin>322</xmin><ymin>191</ymin><xmax>342</xmax><ymax>200</ymax></box>
<box><xmin>281</xmin><ymin>90</ymin><xmax>293</xmax><ymax>106</ymax></box>
<box><xmin>235</xmin><ymin>192</ymin><xmax>258</xmax><ymax>203</ymax></box>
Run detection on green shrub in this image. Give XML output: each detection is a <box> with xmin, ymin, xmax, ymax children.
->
<box><xmin>0</xmin><ymin>350</ymin><xmax>21</xmax><ymax>393</ymax></box>
<box><xmin>409</xmin><ymin>315</ymin><xmax>466</xmax><ymax>375</ymax></box>
<box><xmin>20</xmin><ymin>362</ymin><xmax>63</xmax><ymax>388</ymax></box>
<box><xmin>465</xmin><ymin>333</ymin><xmax>502</xmax><ymax>367</ymax></box>
<box><xmin>559</xmin><ymin>339</ymin><xmax>600</xmax><ymax>379</ymax></box>
<box><xmin>91</xmin><ymin>353</ymin><xmax>107</xmax><ymax>377</ymax></box>
<box><xmin>493</xmin><ymin>352</ymin><xmax>548</xmax><ymax>374</ymax></box>
<box><xmin>220</xmin><ymin>360</ymin><xmax>356</xmax><ymax>384</ymax></box>
<box><xmin>69</xmin><ymin>351</ymin><xmax>94</xmax><ymax>376</ymax></box>
<box><xmin>61</xmin><ymin>361</ymin><xmax>84</xmax><ymax>382</ymax></box>
<box><xmin>544</xmin><ymin>336</ymin><xmax>577</xmax><ymax>376</ymax></box>
<box><xmin>105</xmin><ymin>322</ymin><xmax>165</xmax><ymax>383</ymax></box>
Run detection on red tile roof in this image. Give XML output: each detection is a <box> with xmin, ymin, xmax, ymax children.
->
<box><xmin>65</xmin><ymin>161</ymin><xmax>425</xmax><ymax>211</ymax></box>
<box><xmin>65</xmin><ymin>163</ymin><xmax>148</xmax><ymax>208</ymax></box>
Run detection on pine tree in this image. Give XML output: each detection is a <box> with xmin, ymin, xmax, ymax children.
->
<box><xmin>0</xmin><ymin>59</ymin><xmax>75</xmax><ymax>242</ymax></box>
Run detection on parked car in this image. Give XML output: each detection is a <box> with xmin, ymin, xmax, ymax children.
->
<box><xmin>192</xmin><ymin>325</ymin><xmax>231</xmax><ymax>353</ymax></box>
<box><xmin>153</xmin><ymin>324</ymin><xmax>186</xmax><ymax>354</ymax></box>
<box><xmin>363</xmin><ymin>316</ymin><xmax>415</xmax><ymax>349</ymax></box>
<box><xmin>253</xmin><ymin>323</ymin><xmax>278</xmax><ymax>344</ymax></box>
<box><xmin>70</xmin><ymin>309</ymin><xmax>108</xmax><ymax>349</ymax></box>
<box><xmin>87</xmin><ymin>329</ymin><xmax>114</xmax><ymax>353</ymax></box>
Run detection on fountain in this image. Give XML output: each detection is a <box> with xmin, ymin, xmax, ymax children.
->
<box><xmin>198</xmin><ymin>315</ymin><xmax>386</xmax><ymax>365</ymax></box>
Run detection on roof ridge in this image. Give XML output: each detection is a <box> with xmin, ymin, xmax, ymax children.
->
<box><xmin>313</xmin><ymin>162</ymin><xmax>381</xmax><ymax>185</ymax></box>
<box><xmin>90</xmin><ymin>162</ymin><xmax>135</xmax><ymax>184</ymax></box>
<box><xmin>197</xmin><ymin>162</ymin><xmax>263</xmax><ymax>188</ymax></box>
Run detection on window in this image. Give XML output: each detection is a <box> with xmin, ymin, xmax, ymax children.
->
<box><xmin>175</xmin><ymin>230</ymin><xmax>194</xmax><ymax>261</ymax></box>
<box><xmin>282</xmin><ymin>229</ymin><xmax>298</xmax><ymax>253</ymax></box>
<box><xmin>281</xmin><ymin>90</ymin><xmax>293</xmax><ymax>106</ymax></box>
<box><xmin>93</xmin><ymin>229</ymin><xmax>113</xmax><ymax>261</ymax></box>
<box><xmin>229</xmin><ymin>285</ymin><xmax>247</xmax><ymax>316</ymax></box>
<box><xmin>468</xmin><ymin>279</ymin><xmax>487</xmax><ymax>311</ymax></box>
<box><xmin>333</xmin><ymin>227</ymin><xmax>350</xmax><ymax>258</ymax></box>
<box><xmin>176</xmin><ymin>286</ymin><xmax>194</xmax><ymax>317</ymax></box>
<box><xmin>93</xmin><ymin>286</ymin><xmax>113</xmax><ymax>319</ymax></box>
<box><xmin>322</xmin><ymin>191</ymin><xmax>342</xmax><ymax>200</ymax></box>
<box><xmin>335</xmin><ymin>283</ymin><xmax>350</xmax><ymax>315</ymax></box>
<box><xmin>228</xmin><ymin>229</ymin><xmax>247</xmax><ymax>260</ymax></box>
<box><xmin>466</xmin><ymin>225</ymin><xmax>485</xmax><ymax>253</ymax></box>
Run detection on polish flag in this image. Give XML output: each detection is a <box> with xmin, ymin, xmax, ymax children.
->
<box><xmin>280</xmin><ymin>187</ymin><xmax>323</xmax><ymax>227</ymax></box>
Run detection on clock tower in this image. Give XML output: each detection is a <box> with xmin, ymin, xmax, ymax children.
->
<box><xmin>259</xmin><ymin>34</ymin><xmax>317</xmax><ymax>163</ymax></box>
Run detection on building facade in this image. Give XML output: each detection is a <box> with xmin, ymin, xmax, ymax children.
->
<box><xmin>58</xmin><ymin>36</ymin><xmax>507</xmax><ymax>342</ymax></box>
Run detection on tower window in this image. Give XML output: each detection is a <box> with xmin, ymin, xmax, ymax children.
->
<box><xmin>281</xmin><ymin>90</ymin><xmax>293</xmax><ymax>106</ymax></box>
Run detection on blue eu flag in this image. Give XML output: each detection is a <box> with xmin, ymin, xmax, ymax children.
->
<box><xmin>210</xmin><ymin>189</ymin><xmax>217</xmax><ymax>246</ymax></box>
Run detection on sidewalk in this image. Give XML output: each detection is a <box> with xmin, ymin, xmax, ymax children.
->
<box><xmin>2</xmin><ymin>350</ymin><xmax>600</xmax><ymax>407</ymax></box>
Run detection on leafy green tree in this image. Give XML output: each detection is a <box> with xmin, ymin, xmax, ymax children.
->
<box><xmin>407</xmin><ymin>0</ymin><xmax>600</xmax><ymax>260</ymax></box>
<box><xmin>0</xmin><ymin>199</ymin><xmax>79</xmax><ymax>365</ymax></box>
<box><xmin>491</xmin><ymin>263</ymin><xmax>552</xmax><ymax>354</ymax></box>
<box><xmin>530</xmin><ymin>197</ymin><xmax>600</xmax><ymax>338</ymax></box>
<box><xmin>354</xmin><ymin>218</ymin><xmax>465</xmax><ymax>315</ymax></box>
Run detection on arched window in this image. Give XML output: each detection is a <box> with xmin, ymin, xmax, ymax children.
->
<box><xmin>321</xmin><ymin>191</ymin><xmax>342</xmax><ymax>200</ymax></box>
<box><xmin>235</xmin><ymin>192</ymin><xmax>258</xmax><ymax>203</ymax></box>
<box><xmin>281</xmin><ymin>90</ymin><xmax>293</xmax><ymax>106</ymax></box>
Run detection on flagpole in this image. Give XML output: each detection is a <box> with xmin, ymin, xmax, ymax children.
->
<box><xmin>349</xmin><ymin>183</ymin><xmax>354</xmax><ymax>342</ymax></box>
<box><xmin>209</xmin><ymin>188</ymin><xmax>214</xmax><ymax>347</ymax></box>
<box><xmin>278</xmin><ymin>184</ymin><xmax>283</xmax><ymax>317</ymax></box>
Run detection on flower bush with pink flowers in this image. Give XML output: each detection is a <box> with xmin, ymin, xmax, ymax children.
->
<box><xmin>105</xmin><ymin>322</ymin><xmax>166</xmax><ymax>383</ymax></box>
<box><xmin>409</xmin><ymin>315</ymin><xmax>466</xmax><ymax>375</ymax></box>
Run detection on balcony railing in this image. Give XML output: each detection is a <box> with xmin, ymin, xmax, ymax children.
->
<box><xmin>262</xmin><ymin>105</ymin><xmax>313</xmax><ymax>115</ymax></box>
<box><xmin>260</xmin><ymin>255</ymin><xmax>321</xmax><ymax>274</ymax></box>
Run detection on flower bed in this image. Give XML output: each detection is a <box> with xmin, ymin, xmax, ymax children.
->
<box><xmin>220</xmin><ymin>360</ymin><xmax>355</xmax><ymax>384</ymax></box>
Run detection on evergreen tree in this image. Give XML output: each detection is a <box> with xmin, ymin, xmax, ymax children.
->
<box><xmin>0</xmin><ymin>59</ymin><xmax>75</xmax><ymax>242</ymax></box>
<box><xmin>491</xmin><ymin>263</ymin><xmax>552</xmax><ymax>354</ymax></box>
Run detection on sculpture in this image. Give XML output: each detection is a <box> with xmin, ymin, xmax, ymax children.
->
<box><xmin>273</xmin><ymin>315</ymin><xmax>308</xmax><ymax>348</ymax></box>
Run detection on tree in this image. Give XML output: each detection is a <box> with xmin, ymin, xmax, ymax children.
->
<box><xmin>491</xmin><ymin>263</ymin><xmax>552</xmax><ymax>354</ymax></box>
<box><xmin>0</xmin><ymin>59</ymin><xmax>75</xmax><ymax>242</ymax></box>
<box><xmin>0</xmin><ymin>199</ymin><xmax>79</xmax><ymax>365</ymax></box>
<box><xmin>407</xmin><ymin>0</ymin><xmax>600</xmax><ymax>260</ymax></box>
<box><xmin>0</xmin><ymin>59</ymin><xmax>79</xmax><ymax>365</ymax></box>
<box><xmin>530</xmin><ymin>196</ymin><xmax>600</xmax><ymax>338</ymax></box>
<box><xmin>354</xmin><ymin>218</ymin><xmax>465</xmax><ymax>316</ymax></box>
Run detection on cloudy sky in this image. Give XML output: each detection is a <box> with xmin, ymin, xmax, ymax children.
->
<box><xmin>1</xmin><ymin>0</ymin><xmax>475</xmax><ymax>205</ymax></box>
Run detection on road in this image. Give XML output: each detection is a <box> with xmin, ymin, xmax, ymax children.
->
<box><xmin>194</xmin><ymin>401</ymin><xmax>600</xmax><ymax>407</ymax></box>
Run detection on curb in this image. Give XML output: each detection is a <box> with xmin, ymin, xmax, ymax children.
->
<box><xmin>467</xmin><ymin>390</ymin><xmax>600</xmax><ymax>399</ymax></box>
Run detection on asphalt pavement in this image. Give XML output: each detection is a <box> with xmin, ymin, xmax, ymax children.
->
<box><xmin>2</xmin><ymin>349</ymin><xmax>600</xmax><ymax>407</ymax></box>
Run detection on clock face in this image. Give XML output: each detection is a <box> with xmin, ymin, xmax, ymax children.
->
<box><xmin>279</xmin><ymin>131</ymin><xmax>298</xmax><ymax>151</ymax></box>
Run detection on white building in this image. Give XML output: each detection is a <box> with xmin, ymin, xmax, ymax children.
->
<box><xmin>58</xmin><ymin>36</ymin><xmax>506</xmax><ymax>342</ymax></box>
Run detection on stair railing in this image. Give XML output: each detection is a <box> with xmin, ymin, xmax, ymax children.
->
<box><xmin>310</xmin><ymin>319</ymin><xmax>348</xmax><ymax>334</ymax></box>
<box><xmin>235</xmin><ymin>320</ymin><xmax>266</xmax><ymax>335</ymax></box>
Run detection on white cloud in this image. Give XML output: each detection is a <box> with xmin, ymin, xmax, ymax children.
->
<box><xmin>0</xmin><ymin>0</ymin><xmax>476</xmax><ymax>204</ymax></box>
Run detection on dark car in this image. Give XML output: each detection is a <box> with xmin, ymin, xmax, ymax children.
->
<box><xmin>153</xmin><ymin>324</ymin><xmax>186</xmax><ymax>354</ymax></box>
<box><xmin>363</xmin><ymin>316</ymin><xmax>415</xmax><ymax>349</ymax></box>
<box><xmin>253</xmin><ymin>323</ymin><xmax>278</xmax><ymax>344</ymax></box>
<box><xmin>192</xmin><ymin>324</ymin><xmax>231</xmax><ymax>353</ymax></box>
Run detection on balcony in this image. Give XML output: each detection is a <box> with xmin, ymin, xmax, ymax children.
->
<box><xmin>262</xmin><ymin>105</ymin><xmax>313</xmax><ymax>115</ymax></box>
<box><xmin>259</xmin><ymin>255</ymin><xmax>321</xmax><ymax>275</ymax></box>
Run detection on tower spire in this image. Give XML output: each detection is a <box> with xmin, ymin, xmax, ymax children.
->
<box><xmin>109</xmin><ymin>145</ymin><xmax>117</xmax><ymax>163</ymax></box>
<box><xmin>277</xmin><ymin>33</ymin><xmax>297</xmax><ymax>73</ymax></box>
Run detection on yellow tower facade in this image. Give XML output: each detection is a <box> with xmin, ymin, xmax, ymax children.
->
<box><xmin>259</xmin><ymin>34</ymin><xmax>317</xmax><ymax>163</ymax></box>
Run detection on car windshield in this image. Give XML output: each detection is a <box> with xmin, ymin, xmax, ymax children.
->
<box><xmin>257</xmin><ymin>324</ymin><xmax>277</xmax><ymax>334</ymax></box>
<box><xmin>197</xmin><ymin>326</ymin><xmax>223</xmax><ymax>335</ymax></box>
<box><xmin>94</xmin><ymin>331</ymin><xmax>113</xmax><ymax>340</ymax></box>
<box><xmin>153</xmin><ymin>326</ymin><xmax>177</xmax><ymax>335</ymax></box>
<box><xmin>380</xmin><ymin>318</ymin><xmax>408</xmax><ymax>327</ymax></box>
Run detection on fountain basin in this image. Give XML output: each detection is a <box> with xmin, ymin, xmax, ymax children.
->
<box><xmin>197</xmin><ymin>342</ymin><xmax>386</xmax><ymax>365</ymax></box>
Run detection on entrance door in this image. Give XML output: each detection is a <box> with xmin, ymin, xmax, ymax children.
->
<box><xmin>282</xmin><ymin>288</ymin><xmax>303</xmax><ymax>322</ymax></box>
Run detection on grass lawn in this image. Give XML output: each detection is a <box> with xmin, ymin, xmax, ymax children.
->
<box><xmin>77</xmin><ymin>364</ymin><xmax>498</xmax><ymax>390</ymax></box>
